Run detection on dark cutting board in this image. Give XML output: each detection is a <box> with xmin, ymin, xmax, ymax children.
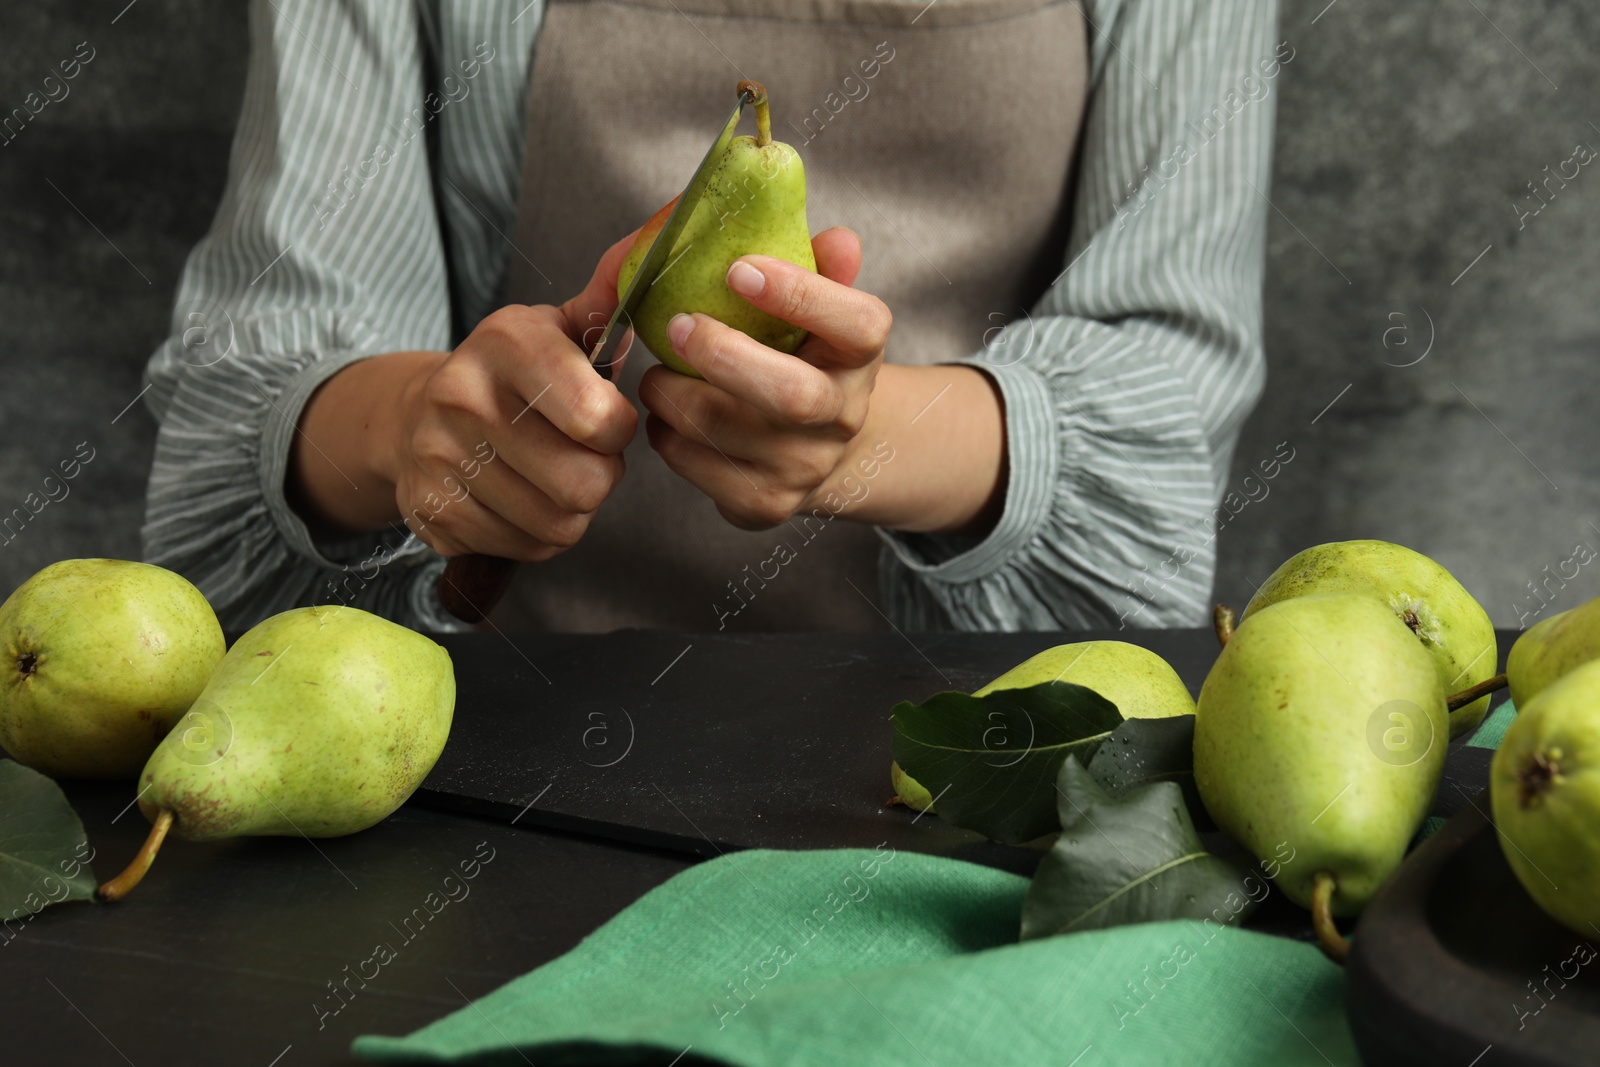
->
<box><xmin>412</xmin><ymin>629</ymin><xmax>1223</xmax><ymax>872</ymax></box>
<box><xmin>413</xmin><ymin>628</ymin><xmax>1513</xmax><ymax>877</ymax></box>
<box><xmin>1348</xmin><ymin>792</ymin><xmax>1600</xmax><ymax>1066</ymax></box>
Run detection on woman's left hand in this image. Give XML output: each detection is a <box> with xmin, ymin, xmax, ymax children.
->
<box><xmin>638</xmin><ymin>227</ymin><xmax>891</xmax><ymax>529</ymax></box>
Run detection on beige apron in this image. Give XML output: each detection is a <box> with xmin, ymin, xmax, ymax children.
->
<box><xmin>494</xmin><ymin>0</ymin><xmax>1089</xmax><ymax>633</ymax></box>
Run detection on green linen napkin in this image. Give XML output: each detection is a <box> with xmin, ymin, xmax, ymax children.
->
<box><xmin>355</xmin><ymin>699</ymin><xmax>1517</xmax><ymax>1067</ymax></box>
<box><xmin>1467</xmin><ymin>698</ymin><xmax>1516</xmax><ymax>751</ymax></box>
<box><xmin>355</xmin><ymin>846</ymin><xmax>1355</xmax><ymax>1065</ymax></box>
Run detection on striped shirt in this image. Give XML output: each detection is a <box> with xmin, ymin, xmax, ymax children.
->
<box><xmin>142</xmin><ymin>0</ymin><xmax>1278</xmax><ymax>634</ymax></box>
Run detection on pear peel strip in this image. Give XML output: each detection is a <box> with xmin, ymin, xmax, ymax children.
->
<box><xmin>96</xmin><ymin>808</ymin><xmax>174</xmax><ymax>903</ymax></box>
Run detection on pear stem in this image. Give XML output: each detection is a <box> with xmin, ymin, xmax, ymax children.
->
<box><xmin>738</xmin><ymin>79</ymin><xmax>771</xmax><ymax>147</ymax></box>
<box><xmin>96</xmin><ymin>809</ymin><xmax>174</xmax><ymax>903</ymax></box>
<box><xmin>1310</xmin><ymin>871</ymin><xmax>1350</xmax><ymax>965</ymax></box>
<box><xmin>1447</xmin><ymin>672</ymin><xmax>1507</xmax><ymax>712</ymax></box>
<box><xmin>1213</xmin><ymin>604</ymin><xmax>1236</xmax><ymax>648</ymax></box>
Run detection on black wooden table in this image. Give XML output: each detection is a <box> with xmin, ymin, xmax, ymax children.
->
<box><xmin>3</xmin><ymin>778</ymin><xmax>696</xmax><ymax>1065</ymax></box>
<box><xmin>1</xmin><ymin>628</ymin><xmax>1515</xmax><ymax>1066</ymax></box>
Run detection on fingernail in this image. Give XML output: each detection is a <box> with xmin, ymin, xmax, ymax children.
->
<box><xmin>668</xmin><ymin>313</ymin><xmax>695</xmax><ymax>351</ymax></box>
<box><xmin>727</xmin><ymin>260</ymin><xmax>766</xmax><ymax>297</ymax></box>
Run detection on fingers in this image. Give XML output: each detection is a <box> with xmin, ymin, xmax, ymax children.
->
<box><xmin>811</xmin><ymin>226</ymin><xmax>863</xmax><ymax>287</ymax></box>
<box><xmin>400</xmin><ymin>473</ymin><xmax>565</xmax><ymax>562</ymax></box>
<box><xmin>466</xmin><ymin>305</ymin><xmax>638</xmax><ymax>455</ymax></box>
<box><xmin>401</xmin><ymin>298</ymin><xmax>640</xmax><ymax>562</ymax></box>
<box><xmin>721</xmin><ymin>252</ymin><xmax>890</xmax><ymax>368</ymax></box>
<box><xmin>645</xmin><ymin>413</ymin><xmax>800</xmax><ymax>530</ymax></box>
<box><xmin>392</xmin><ymin>220</ymin><xmax>671</xmax><ymax>563</ymax></box>
<box><xmin>659</xmin><ymin>315</ymin><xmax>855</xmax><ymax>432</ymax></box>
<box><xmin>560</xmin><ymin>227</ymin><xmax>645</xmax><ymax>348</ymax></box>
<box><xmin>400</xmin><ymin>423</ymin><xmax>620</xmax><ymax>562</ymax></box>
<box><xmin>639</xmin><ymin>365</ymin><xmax>776</xmax><ymax>456</ymax></box>
<box><xmin>488</xmin><ymin>407</ymin><xmax>627</xmax><ymax>515</ymax></box>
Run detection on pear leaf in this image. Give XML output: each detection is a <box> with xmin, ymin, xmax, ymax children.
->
<box><xmin>891</xmin><ymin>681</ymin><xmax>1123</xmax><ymax>844</ymax></box>
<box><xmin>1085</xmin><ymin>714</ymin><xmax>1213</xmax><ymax>831</ymax></box>
<box><xmin>1020</xmin><ymin>756</ymin><xmax>1253</xmax><ymax>940</ymax></box>
<box><xmin>0</xmin><ymin>760</ymin><xmax>98</xmax><ymax>920</ymax></box>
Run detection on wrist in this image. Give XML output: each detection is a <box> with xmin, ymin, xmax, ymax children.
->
<box><xmin>289</xmin><ymin>350</ymin><xmax>446</xmax><ymax>536</ymax></box>
<box><xmin>807</xmin><ymin>363</ymin><xmax>1005</xmax><ymax>535</ymax></box>
<box><xmin>371</xmin><ymin>351</ymin><xmax>445</xmax><ymax>487</ymax></box>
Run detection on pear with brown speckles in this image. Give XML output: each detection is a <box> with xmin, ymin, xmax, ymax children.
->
<box><xmin>97</xmin><ymin>606</ymin><xmax>454</xmax><ymax>902</ymax></box>
<box><xmin>0</xmin><ymin>558</ymin><xmax>224</xmax><ymax>779</ymax></box>
<box><xmin>1241</xmin><ymin>540</ymin><xmax>1496</xmax><ymax>738</ymax></box>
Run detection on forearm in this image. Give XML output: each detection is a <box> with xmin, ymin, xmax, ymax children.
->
<box><xmin>289</xmin><ymin>350</ymin><xmax>447</xmax><ymax>536</ymax></box>
<box><xmin>816</xmin><ymin>362</ymin><xmax>1006</xmax><ymax>537</ymax></box>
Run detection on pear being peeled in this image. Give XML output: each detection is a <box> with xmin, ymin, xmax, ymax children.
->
<box><xmin>1507</xmin><ymin>594</ymin><xmax>1600</xmax><ymax>710</ymax></box>
<box><xmin>617</xmin><ymin>83</ymin><xmax>815</xmax><ymax>377</ymax></box>
<box><xmin>1491</xmin><ymin>658</ymin><xmax>1600</xmax><ymax>937</ymax></box>
<box><xmin>98</xmin><ymin>605</ymin><xmax>454</xmax><ymax>901</ymax></box>
<box><xmin>890</xmin><ymin>641</ymin><xmax>1194</xmax><ymax>811</ymax></box>
<box><xmin>1242</xmin><ymin>540</ymin><xmax>1496</xmax><ymax>738</ymax></box>
<box><xmin>1195</xmin><ymin>592</ymin><xmax>1448</xmax><ymax>916</ymax></box>
<box><xmin>0</xmin><ymin>559</ymin><xmax>224</xmax><ymax>779</ymax></box>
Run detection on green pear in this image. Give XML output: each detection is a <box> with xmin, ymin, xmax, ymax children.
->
<box><xmin>1195</xmin><ymin>593</ymin><xmax>1448</xmax><ymax>918</ymax></box>
<box><xmin>617</xmin><ymin>82</ymin><xmax>815</xmax><ymax>377</ymax></box>
<box><xmin>0</xmin><ymin>559</ymin><xmax>224</xmax><ymax>780</ymax></box>
<box><xmin>1508</xmin><ymin>595</ymin><xmax>1600</xmax><ymax>710</ymax></box>
<box><xmin>973</xmin><ymin>640</ymin><xmax>1196</xmax><ymax>717</ymax></box>
<box><xmin>97</xmin><ymin>605</ymin><xmax>454</xmax><ymax>901</ymax></box>
<box><xmin>889</xmin><ymin>759</ymin><xmax>936</xmax><ymax>812</ymax></box>
<box><xmin>1242</xmin><ymin>540</ymin><xmax>1497</xmax><ymax>738</ymax></box>
<box><xmin>890</xmin><ymin>641</ymin><xmax>1195</xmax><ymax>811</ymax></box>
<box><xmin>1492</xmin><ymin>659</ymin><xmax>1600</xmax><ymax>937</ymax></box>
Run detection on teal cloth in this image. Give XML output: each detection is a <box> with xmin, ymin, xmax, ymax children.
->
<box><xmin>355</xmin><ymin>848</ymin><xmax>1354</xmax><ymax>1066</ymax></box>
<box><xmin>355</xmin><ymin>698</ymin><xmax>1519</xmax><ymax>1066</ymax></box>
<box><xmin>1467</xmin><ymin>697</ymin><xmax>1517</xmax><ymax>751</ymax></box>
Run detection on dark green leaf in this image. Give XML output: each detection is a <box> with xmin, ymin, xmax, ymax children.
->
<box><xmin>891</xmin><ymin>681</ymin><xmax>1123</xmax><ymax>844</ymax></box>
<box><xmin>1020</xmin><ymin>757</ymin><xmax>1254</xmax><ymax>940</ymax></box>
<box><xmin>1085</xmin><ymin>714</ymin><xmax>1212</xmax><ymax>831</ymax></box>
<box><xmin>0</xmin><ymin>760</ymin><xmax>97</xmax><ymax>922</ymax></box>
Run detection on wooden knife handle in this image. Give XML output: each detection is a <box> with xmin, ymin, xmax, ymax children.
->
<box><xmin>438</xmin><ymin>554</ymin><xmax>517</xmax><ymax>623</ymax></box>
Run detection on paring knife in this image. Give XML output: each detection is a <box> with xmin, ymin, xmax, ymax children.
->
<box><xmin>436</xmin><ymin>82</ymin><xmax>764</xmax><ymax>624</ymax></box>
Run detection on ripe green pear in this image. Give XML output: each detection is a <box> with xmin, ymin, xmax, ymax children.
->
<box><xmin>973</xmin><ymin>640</ymin><xmax>1196</xmax><ymax>716</ymax></box>
<box><xmin>0</xmin><ymin>559</ymin><xmax>224</xmax><ymax>779</ymax></box>
<box><xmin>890</xmin><ymin>641</ymin><xmax>1194</xmax><ymax>811</ymax></box>
<box><xmin>1242</xmin><ymin>540</ymin><xmax>1496</xmax><ymax>738</ymax></box>
<box><xmin>137</xmin><ymin>605</ymin><xmax>454</xmax><ymax>841</ymax></box>
<box><xmin>617</xmin><ymin>88</ymin><xmax>815</xmax><ymax>377</ymax></box>
<box><xmin>1507</xmin><ymin>595</ymin><xmax>1600</xmax><ymax>710</ymax></box>
<box><xmin>1195</xmin><ymin>593</ymin><xmax>1448</xmax><ymax>915</ymax></box>
<box><xmin>1491</xmin><ymin>659</ymin><xmax>1600</xmax><ymax>937</ymax></box>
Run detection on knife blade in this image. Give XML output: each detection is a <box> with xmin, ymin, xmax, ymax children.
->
<box><xmin>586</xmin><ymin>83</ymin><xmax>758</xmax><ymax>382</ymax></box>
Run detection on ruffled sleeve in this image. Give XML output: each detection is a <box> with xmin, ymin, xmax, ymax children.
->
<box><xmin>140</xmin><ymin>1</ymin><xmax>476</xmax><ymax>633</ymax></box>
<box><xmin>880</xmin><ymin>0</ymin><xmax>1279</xmax><ymax>630</ymax></box>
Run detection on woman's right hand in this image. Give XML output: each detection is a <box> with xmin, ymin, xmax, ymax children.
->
<box><xmin>384</xmin><ymin>235</ymin><xmax>640</xmax><ymax>560</ymax></box>
<box><xmin>292</xmin><ymin>232</ymin><xmax>640</xmax><ymax>560</ymax></box>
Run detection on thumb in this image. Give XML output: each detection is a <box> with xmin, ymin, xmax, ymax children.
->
<box><xmin>560</xmin><ymin>227</ymin><xmax>643</xmax><ymax>349</ymax></box>
<box><xmin>812</xmin><ymin>227</ymin><xmax>863</xmax><ymax>288</ymax></box>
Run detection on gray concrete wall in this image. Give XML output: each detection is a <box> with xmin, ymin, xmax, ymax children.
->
<box><xmin>1214</xmin><ymin>0</ymin><xmax>1600</xmax><ymax>629</ymax></box>
<box><xmin>0</xmin><ymin>2</ymin><xmax>248</xmax><ymax>594</ymax></box>
<box><xmin>1</xmin><ymin>0</ymin><xmax>1595</xmax><ymax>628</ymax></box>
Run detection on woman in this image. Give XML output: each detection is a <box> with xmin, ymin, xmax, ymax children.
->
<box><xmin>142</xmin><ymin>0</ymin><xmax>1280</xmax><ymax>634</ymax></box>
